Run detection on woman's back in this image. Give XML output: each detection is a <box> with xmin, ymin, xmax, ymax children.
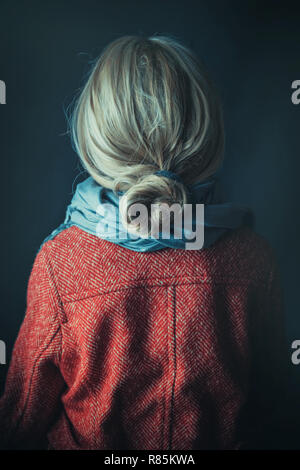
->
<box><xmin>0</xmin><ymin>34</ymin><xmax>289</xmax><ymax>450</ymax></box>
<box><xmin>0</xmin><ymin>224</ymin><xmax>286</xmax><ymax>449</ymax></box>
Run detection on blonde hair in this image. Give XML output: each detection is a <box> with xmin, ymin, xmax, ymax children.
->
<box><xmin>70</xmin><ymin>34</ymin><xmax>224</xmax><ymax>234</ymax></box>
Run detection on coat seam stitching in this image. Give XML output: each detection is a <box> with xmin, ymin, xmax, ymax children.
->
<box><xmin>168</xmin><ymin>286</ymin><xmax>177</xmax><ymax>450</ymax></box>
<box><xmin>60</xmin><ymin>278</ymin><xmax>268</xmax><ymax>305</ymax></box>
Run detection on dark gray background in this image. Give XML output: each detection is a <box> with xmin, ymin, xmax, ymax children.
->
<box><xmin>0</xmin><ymin>0</ymin><xmax>299</xmax><ymax>447</ymax></box>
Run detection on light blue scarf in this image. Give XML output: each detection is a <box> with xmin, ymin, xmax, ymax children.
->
<box><xmin>38</xmin><ymin>174</ymin><xmax>251</xmax><ymax>253</ymax></box>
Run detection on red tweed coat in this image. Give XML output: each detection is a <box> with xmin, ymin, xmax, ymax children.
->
<box><xmin>0</xmin><ymin>225</ymin><xmax>289</xmax><ymax>450</ymax></box>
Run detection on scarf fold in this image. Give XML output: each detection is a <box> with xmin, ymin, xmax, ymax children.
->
<box><xmin>39</xmin><ymin>175</ymin><xmax>252</xmax><ymax>253</ymax></box>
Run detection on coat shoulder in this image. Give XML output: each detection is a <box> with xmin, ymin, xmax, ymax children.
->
<box><xmin>39</xmin><ymin>225</ymin><xmax>277</xmax><ymax>298</ymax></box>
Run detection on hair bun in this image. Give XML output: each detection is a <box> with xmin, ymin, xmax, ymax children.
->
<box><xmin>119</xmin><ymin>173</ymin><xmax>190</xmax><ymax>237</ymax></box>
